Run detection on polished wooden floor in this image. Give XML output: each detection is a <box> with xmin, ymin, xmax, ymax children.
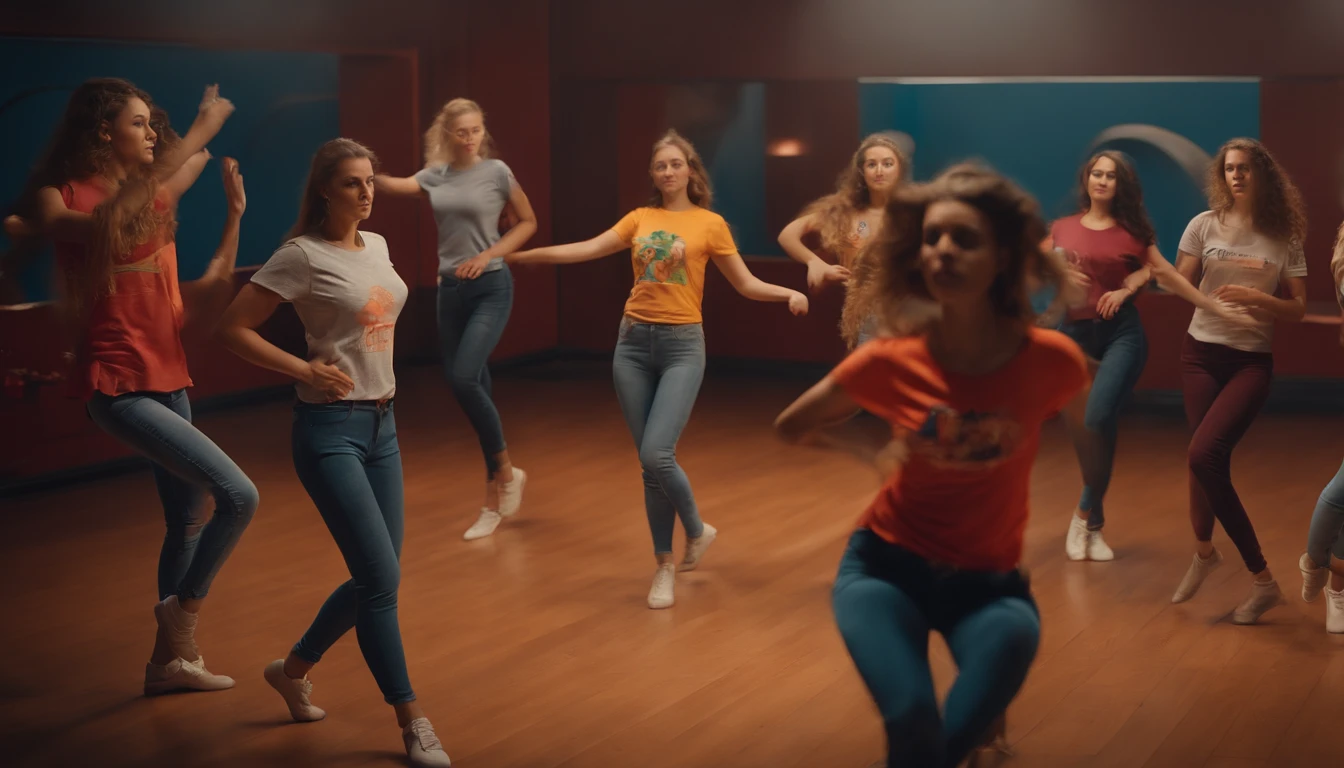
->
<box><xmin>4</xmin><ymin>361</ymin><xmax>1344</xmax><ymax>767</ymax></box>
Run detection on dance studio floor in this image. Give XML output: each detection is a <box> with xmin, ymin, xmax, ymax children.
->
<box><xmin>4</xmin><ymin>361</ymin><xmax>1344</xmax><ymax>767</ymax></box>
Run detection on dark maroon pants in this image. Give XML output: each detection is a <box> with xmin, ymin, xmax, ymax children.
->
<box><xmin>1181</xmin><ymin>335</ymin><xmax>1272</xmax><ymax>574</ymax></box>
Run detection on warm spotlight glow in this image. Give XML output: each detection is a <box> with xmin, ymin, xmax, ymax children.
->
<box><xmin>768</xmin><ymin>138</ymin><xmax>806</xmax><ymax>157</ymax></box>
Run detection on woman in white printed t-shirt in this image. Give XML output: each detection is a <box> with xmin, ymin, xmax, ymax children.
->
<box><xmin>217</xmin><ymin>139</ymin><xmax>450</xmax><ymax>768</ymax></box>
<box><xmin>1167</xmin><ymin>138</ymin><xmax>1309</xmax><ymax>626</ymax></box>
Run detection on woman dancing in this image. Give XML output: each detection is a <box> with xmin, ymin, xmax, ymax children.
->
<box><xmin>218</xmin><ymin>139</ymin><xmax>449</xmax><ymax>766</ymax></box>
<box><xmin>8</xmin><ymin>79</ymin><xmax>253</xmax><ymax>695</ymax></box>
<box><xmin>774</xmin><ymin>164</ymin><xmax>1088</xmax><ymax>767</ymax></box>
<box><xmin>508</xmin><ymin>129</ymin><xmax>808</xmax><ymax>609</ymax></box>
<box><xmin>1046</xmin><ymin>151</ymin><xmax>1249</xmax><ymax>562</ymax></box>
<box><xmin>777</xmin><ymin>133</ymin><xmax>907</xmax><ymax>346</ymax></box>
<box><xmin>375</xmin><ymin>98</ymin><xmax>536</xmax><ymax>541</ymax></box>
<box><xmin>1169</xmin><ymin>138</ymin><xmax>1308</xmax><ymax>624</ymax></box>
<box><xmin>1299</xmin><ymin>221</ymin><xmax>1344</xmax><ymax>633</ymax></box>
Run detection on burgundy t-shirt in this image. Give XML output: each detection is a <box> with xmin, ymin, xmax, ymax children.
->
<box><xmin>1050</xmin><ymin>214</ymin><xmax>1149</xmax><ymax>321</ymax></box>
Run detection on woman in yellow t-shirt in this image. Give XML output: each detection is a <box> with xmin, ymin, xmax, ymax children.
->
<box><xmin>777</xmin><ymin>132</ymin><xmax>908</xmax><ymax>348</ymax></box>
<box><xmin>509</xmin><ymin>129</ymin><xmax>807</xmax><ymax>609</ymax></box>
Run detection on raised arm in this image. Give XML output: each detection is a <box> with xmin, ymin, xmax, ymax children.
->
<box><xmin>712</xmin><ymin>253</ymin><xmax>809</xmax><ymax>315</ymax></box>
<box><xmin>153</xmin><ymin>85</ymin><xmax>234</xmax><ymax>182</ymax></box>
<box><xmin>778</xmin><ymin>212</ymin><xmax>849</xmax><ymax>292</ymax></box>
<box><xmin>159</xmin><ymin>149</ymin><xmax>213</xmax><ymax>209</ymax></box>
<box><xmin>372</xmin><ymin>174</ymin><xmax>426</xmax><ymax>198</ymax></box>
<box><xmin>217</xmin><ymin>284</ymin><xmax>354</xmax><ymax>402</ymax></box>
<box><xmin>507</xmin><ymin>229</ymin><xmax>628</xmax><ymax>266</ymax></box>
<box><xmin>180</xmin><ymin>159</ymin><xmax>244</xmax><ymax>333</ymax></box>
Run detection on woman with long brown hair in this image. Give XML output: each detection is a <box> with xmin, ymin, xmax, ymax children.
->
<box><xmin>778</xmin><ymin>132</ymin><xmax>908</xmax><ymax>347</ymax></box>
<box><xmin>6</xmin><ymin>78</ymin><xmax>253</xmax><ymax>696</ymax></box>
<box><xmin>1168</xmin><ymin>138</ymin><xmax>1309</xmax><ymax>624</ymax></box>
<box><xmin>775</xmin><ymin>164</ymin><xmax>1088</xmax><ymax>767</ymax></box>
<box><xmin>1046</xmin><ymin>151</ymin><xmax>1248</xmax><ymax>561</ymax></box>
<box><xmin>218</xmin><ymin>139</ymin><xmax>449</xmax><ymax>767</ymax></box>
<box><xmin>375</xmin><ymin>98</ymin><xmax>537</xmax><ymax>541</ymax></box>
<box><xmin>508</xmin><ymin>129</ymin><xmax>807</xmax><ymax>609</ymax></box>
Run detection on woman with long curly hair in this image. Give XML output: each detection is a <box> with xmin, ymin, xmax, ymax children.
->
<box><xmin>778</xmin><ymin>132</ymin><xmax>908</xmax><ymax>347</ymax></box>
<box><xmin>1046</xmin><ymin>151</ymin><xmax>1249</xmax><ymax>562</ymax></box>
<box><xmin>775</xmin><ymin>163</ymin><xmax>1088</xmax><ymax>767</ymax></box>
<box><xmin>1168</xmin><ymin>138</ymin><xmax>1309</xmax><ymax>623</ymax></box>
<box><xmin>5</xmin><ymin>78</ymin><xmax>253</xmax><ymax>695</ymax></box>
<box><xmin>374</xmin><ymin>98</ymin><xmax>537</xmax><ymax>541</ymax></box>
<box><xmin>509</xmin><ymin>129</ymin><xmax>808</xmax><ymax>609</ymax></box>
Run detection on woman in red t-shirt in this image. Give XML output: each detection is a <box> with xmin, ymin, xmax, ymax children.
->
<box><xmin>6</xmin><ymin>78</ymin><xmax>253</xmax><ymax>696</ymax></box>
<box><xmin>1044</xmin><ymin>151</ymin><xmax>1246</xmax><ymax>562</ymax></box>
<box><xmin>775</xmin><ymin>164</ymin><xmax>1089</xmax><ymax>768</ymax></box>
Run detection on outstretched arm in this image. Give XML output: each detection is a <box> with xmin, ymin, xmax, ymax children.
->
<box><xmin>712</xmin><ymin>253</ymin><xmax>809</xmax><ymax>315</ymax></box>
<box><xmin>373</xmin><ymin>174</ymin><xmax>427</xmax><ymax>198</ymax></box>
<box><xmin>507</xmin><ymin>229</ymin><xmax>628</xmax><ymax>266</ymax></box>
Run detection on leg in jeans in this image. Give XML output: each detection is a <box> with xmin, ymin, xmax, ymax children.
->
<box><xmin>832</xmin><ymin>533</ymin><xmax>942</xmax><ymax>766</ymax></box>
<box><xmin>1182</xmin><ymin>340</ymin><xmax>1272</xmax><ymax>573</ymax></box>
<box><xmin>86</xmin><ymin>389</ymin><xmax>259</xmax><ymax>600</ymax></box>
<box><xmin>1308</xmin><ymin>460</ymin><xmax>1344</xmax><ymax>570</ymax></box>
<box><xmin>612</xmin><ymin>321</ymin><xmax>707</xmax><ymax>554</ymax></box>
<box><xmin>940</xmin><ymin>598</ymin><xmax>1041</xmax><ymax>766</ymax></box>
<box><xmin>437</xmin><ymin>268</ymin><xmax>513</xmax><ymax>477</ymax></box>
<box><xmin>290</xmin><ymin>405</ymin><xmax>414</xmax><ymax>705</ymax></box>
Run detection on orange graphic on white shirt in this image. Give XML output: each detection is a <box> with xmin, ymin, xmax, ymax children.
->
<box><xmin>357</xmin><ymin>286</ymin><xmax>397</xmax><ymax>352</ymax></box>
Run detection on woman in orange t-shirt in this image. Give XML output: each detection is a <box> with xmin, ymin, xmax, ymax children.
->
<box><xmin>6</xmin><ymin>79</ymin><xmax>253</xmax><ymax>696</ymax></box>
<box><xmin>508</xmin><ymin>130</ymin><xmax>808</xmax><ymax>610</ymax></box>
<box><xmin>775</xmin><ymin>164</ymin><xmax>1089</xmax><ymax>768</ymax></box>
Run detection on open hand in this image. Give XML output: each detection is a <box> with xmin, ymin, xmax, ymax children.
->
<box><xmin>307</xmin><ymin>359</ymin><xmax>354</xmax><ymax>402</ymax></box>
<box><xmin>787</xmin><ymin>291</ymin><xmax>810</xmax><ymax>316</ymax></box>
<box><xmin>221</xmin><ymin>158</ymin><xmax>245</xmax><ymax>216</ymax></box>
<box><xmin>455</xmin><ymin>253</ymin><xmax>492</xmax><ymax>280</ymax></box>
<box><xmin>1095</xmin><ymin>289</ymin><xmax>1130</xmax><ymax>319</ymax></box>
<box><xmin>807</xmin><ymin>260</ymin><xmax>850</xmax><ymax>293</ymax></box>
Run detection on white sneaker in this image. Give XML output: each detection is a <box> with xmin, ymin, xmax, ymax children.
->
<box><xmin>1064</xmin><ymin>515</ymin><xmax>1088</xmax><ymax>561</ymax></box>
<box><xmin>1300</xmin><ymin>552</ymin><xmax>1330</xmax><ymax>602</ymax></box>
<box><xmin>1086</xmin><ymin>529</ymin><xmax>1115</xmax><ymax>562</ymax></box>
<box><xmin>1172</xmin><ymin>549</ymin><xmax>1223</xmax><ymax>603</ymax></box>
<box><xmin>263</xmin><ymin>659</ymin><xmax>326</xmax><ymax>722</ymax></box>
<box><xmin>143</xmin><ymin>656</ymin><xmax>234</xmax><ymax>696</ymax></box>
<box><xmin>402</xmin><ymin>717</ymin><xmax>451</xmax><ymax>767</ymax></box>
<box><xmin>648</xmin><ymin>564</ymin><xmax>676</xmax><ymax>609</ymax></box>
<box><xmin>153</xmin><ymin>595</ymin><xmax>200</xmax><ymax>661</ymax></box>
<box><xmin>463</xmin><ymin>508</ymin><xmax>502</xmax><ymax>541</ymax></box>
<box><xmin>1326</xmin><ymin>586</ymin><xmax>1344</xmax><ymax>634</ymax></box>
<box><xmin>679</xmin><ymin>523</ymin><xmax>717</xmax><ymax>572</ymax></box>
<box><xmin>498</xmin><ymin>468</ymin><xmax>527</xmax><ymax>518</ymax></box>
<box><xmin>1232</xmin><ymin>579</ymin><xmax>1286</xmax><ymax>624</ymax></box>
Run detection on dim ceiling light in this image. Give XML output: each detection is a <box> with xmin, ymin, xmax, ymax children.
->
<box><xmin>768</xmin><ymin>138</ymin><xmax>806</xmax><ymax>157</ymax></box>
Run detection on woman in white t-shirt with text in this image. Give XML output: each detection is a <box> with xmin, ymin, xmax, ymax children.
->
<box><xmin>218</xmin><ymin>139</ymin><xmax>450</xmax><ymax>768</ymax></box>
<box><xmin>1168</xmin><ymin>138</ymin><xmax>1308</xmax><ymax>626</ymax></box>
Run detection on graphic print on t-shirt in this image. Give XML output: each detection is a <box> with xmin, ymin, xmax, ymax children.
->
<box><xmin>356</xmin><ymin>286</ymin><xmax>397</xmax><ymax>352</ymax></box>
<box><xmin>633</xmin><ymin>230</ymin><xmax>689</xmax><ymax>285</ymax></box>
<box><xmin>1204</xmin><ymin>245</ymin><xmax>1270</xmax><ymax>271</ymax></box>
<box><xmin>903</xmin><ymin>404</ymin><xmax>1022</xmax><ymax>469</ymax></box>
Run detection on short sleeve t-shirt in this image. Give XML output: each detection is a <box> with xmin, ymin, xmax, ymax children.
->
<box><xmin>1179</xmin><ymin>210</ymin><xmax>1307</xmax><ymax>352</ymax></box>
<box><xmin>1050</xmin><ymin>215</ymin><xmax>1150</xmax><ymax>321</ymax></box>
<box><xmin>610</xmin><ymin>206</ymin><xmax>738</xmax><ymax>325</ymax></box>
<box><xmin>413</xmin><ymin>158</ymin><xmax>514</xmax><ymax>277</ymax></box>
<box><xmin>831</xmin><ymin>328</ymin><xmax>1089</xmax><ymax>572</ymax></box>
<box><xmin>54</xmin><ymin>178</ymin><xmax>192</xmax><ymax>400</ymax></box>
<box><xmin>251</xmin><ymin>232</ymin><xmax>408</xmax><ymax>403</ymax></box>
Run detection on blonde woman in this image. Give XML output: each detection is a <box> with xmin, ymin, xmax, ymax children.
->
<box><xmin>376</xmin><ymin>99</ymin><xmax>537</xmax><ymax>540</ymax></box>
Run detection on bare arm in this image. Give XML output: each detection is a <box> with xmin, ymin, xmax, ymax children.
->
<box><xmin>507</xmin><ymin>229</ymin><xmax>628</xmax><ymax>266</ymax></box>
<box><xmin>180</xmin><ymin>159</ymin><xmax>244</xmax><ymax>332</ymax></box>
<box><xmin>779</xmin><ymin>213</ymin><xmax>850</xmax><ymax>292</ymax></box>
<box><xmin>217</xmin><ymin>283</ymin><xmax>355</xmax><ymax>401</ymax></box>
<box><xmin>372</xmin><ymin>174</ymin><xmax>426</xmax><ymax>198</ymax></box>
<box><xmin>159</xmin><ymin>149</ymin><xmax>213</xmax><ymax>208</ymax></box>
<box><xmin>712</xmin><ymin>253</ymin><xmax>808</xmax><ymax>314</ymax></box>
<box><xmin>154</xmin><ymin>86</ymin><xmax>234</xmax><ymax>182</ymax></box>
<box><xmin>775</xmin><ymin>376</ymin><xmax>900</xmax><ymax>471</ymax></box>
<box><xmin>1213</xmin><ymin>275</ymin><xmax>1307</xmax><ymax>322</ymax></box>
<box><xmin>455</xmin><ymin>179</ymin><xmax>540</xmax><ymax>279</ymax></box>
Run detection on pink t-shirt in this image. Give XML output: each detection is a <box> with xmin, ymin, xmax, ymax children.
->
<box><xmin>1050</xmin><ymin>215</ymin><xmax>1150</xmax><ymax>321</ymax></box>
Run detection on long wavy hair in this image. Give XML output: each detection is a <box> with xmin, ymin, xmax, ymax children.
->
<box><xmin>1331</xmin><ymin>221</ymin><xmax>1344</xmax><ymax>308</ymax></box>
<box><xmin>1077</xmin><ymin>150</ymin><xmax>1155</xmax><ymax>246</ymax></box>
<box><xmin>10</xmin><ymin>78</ymin><xmax>179</xmax><ymax>315</ymax></box>
<box><xmin>1206</xmin><ymin>138</ymin><xmax>1307</xmax><ymax>244</ymax></box>
<box><xmin>288</xmin><ymin>138</ymin><xmax>379</xmax><ymax>239</ymax></box>
<box><xmin>646</xmin><ymin>129</ymin><xmax>713</xmax><ymax>209</ymax></box>
<box><xmin>423</xmin><ymin>98</ymin><xmax>493</xmax><ymax>167</ymax></box>
<box><xmin>803</xmin><ymin>132</ymin><xmax>909</xmax><ymax>255</ymax></box>
<box><xmin>840</xmin><ymin>163</ymin><xmax>1080</xmax><ymax>346</ymax></box>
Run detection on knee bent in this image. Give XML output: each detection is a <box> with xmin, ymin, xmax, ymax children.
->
<box><xmin>221</xmin><ymin>477</ymin><xmax>260</xmax><ymax>521</ymax></box>
<box><xmin>638</xmin><ymin>447</ymin><xmax>679</xmax><ymax>476</ymax></box>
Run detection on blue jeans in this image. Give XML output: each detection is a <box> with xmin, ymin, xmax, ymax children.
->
<box><xmin>1308</xmin><ymin>460</ymin><xmax>1344</xmax><ymax>569</ymax></box>
<box><xmin>833</xmin><ymin>530</ymin><xmax>1039</xmax><ymax>768</ymax></box>
<box><xmin>612</xmin><ymin>318</ymin><xmax>707</xmax><ymax>554</ymax></box>
<box><xmin>438</xmin><ymin>266</ymin><xmax>513</xmax><ymax>476</ymax></box>
<box><xmin>1059</xmin><ymin>304</ymin><xmax>1148</xmax><ymax>529</ymax></box>
<box><xmin>290</xmin><ymin>401</ymin><xmax>414</xmax><ymax>705</ymax></box>
<box><xmin>86</xmin><ymin>389</ymin><xmax>258</xmax><ymax>601</ymax></box>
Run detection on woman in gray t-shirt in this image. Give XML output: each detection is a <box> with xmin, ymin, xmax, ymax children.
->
<box><xmin>375</xmin><ymin>98</ymin><xmax>537</xmax><ymax>542</ymax></box>
<box><xmin>219</xmin><ymin>139</ymin><xmax>450</xmax><ymax>768</ymax></box>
